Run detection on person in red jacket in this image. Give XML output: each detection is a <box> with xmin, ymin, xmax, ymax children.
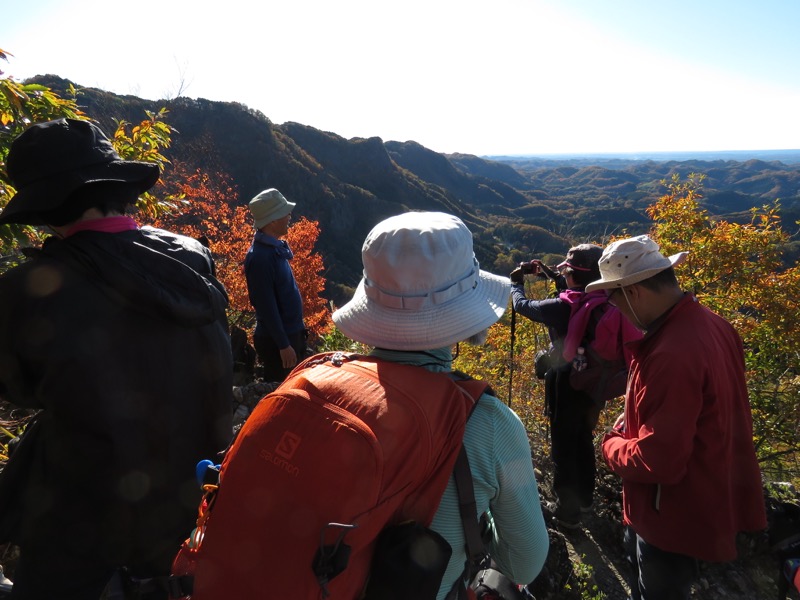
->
<box><xmin>586</xmin><ymin>235</ymin><xmax>766</xmax><ymax>600</ymax></box>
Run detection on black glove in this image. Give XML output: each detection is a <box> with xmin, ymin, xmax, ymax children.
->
<box><xmin>510</xmin><ymin>267</ymin><xmax>525</xmax><ymax>284</ymax></box>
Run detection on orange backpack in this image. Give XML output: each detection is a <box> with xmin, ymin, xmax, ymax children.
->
<box><xmin>170</xmin><ymin>352</ymin><xmax>488</xmax><ymax>599</ymax></box>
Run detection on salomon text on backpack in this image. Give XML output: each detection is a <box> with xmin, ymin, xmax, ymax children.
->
<box><xmin>170</xmin><ymin>351</ymin><xmax>488</xmax><ymax>599</ymax></box>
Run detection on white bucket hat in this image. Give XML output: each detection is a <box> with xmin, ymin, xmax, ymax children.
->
<box><xmin>585</xmin><ymin>235</ymin><xmax>688</xmax><ymax>292</ymax></box>
<box><xmin>332</xmin><ymin>212</ymin><xmax>511</xmax><ymax>351</ymax></box>
<box><xmin>249</xmin><ymin>188</ymin><xmax>295</xmax><ymax>229</ymax></box>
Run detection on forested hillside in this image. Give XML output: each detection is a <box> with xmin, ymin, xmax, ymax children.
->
<box><xmin>3</xmin><ymin>71</ymin><xmax>799</xmax><ymax>600</ymax></box>
<box><xmin>28</xmin><ymin>75</ymin><xmax>800</xmax><ymax>305</ymax></box>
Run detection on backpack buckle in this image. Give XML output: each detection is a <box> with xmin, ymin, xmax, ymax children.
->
<box><xmin>312</xmin><ymin>522</ymin><xmax>357</xmax><ymax>598</ymax></box>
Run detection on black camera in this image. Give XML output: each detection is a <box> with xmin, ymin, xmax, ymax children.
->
<box><xmin>523</xmin><ymin>260</ymin><xmax>567</xmax><ymax>291</ymax></box>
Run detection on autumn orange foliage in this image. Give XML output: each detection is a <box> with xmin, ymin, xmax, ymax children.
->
<box><xmin>286</xmin><ymin>216</ymin><xmax>333</xmax><ymax>340</ymax></box>
<box><xmin>152</xmin><ymin>163</ymin><xmax>332</xmax><ymax>342</ymax></box>
<box><xmin>152</xmin><ymin>165</ymin><xmax>252</xmax><ymax>313</ymax></box>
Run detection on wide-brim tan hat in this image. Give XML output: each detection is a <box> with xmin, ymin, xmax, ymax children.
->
<box><xmin>585</xmin><ymin>235</ymin><xmax>688</xmax><ymax>292</ymax></box>
<box><xmin>332</xmin><ymin>211</ymin><xmax>510</xmax><ymax>351</ymax></box>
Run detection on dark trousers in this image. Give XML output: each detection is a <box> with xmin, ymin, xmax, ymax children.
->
<box><xmin>624</xmin><ymin>526</ymin><xmax>699</xmax><ymax>600</ymax></box>
<box><xmin>10</xmin><ymin>552</ymin><xmax>112</xmax><ymax>600</ymax></box>
<box><xmin>545</xmin><ymin>368</ymin><xmax>602</xmax><ymax>520</ymax></box>
<box><xmin>254</xmin><ymin>329</ymin><xmax>307</xmax><ymax>383</ymax></box>
<box><xmin>10</xmin><ymin>551</ymin><xmax>169</xmax><ymax>600</ymax></box>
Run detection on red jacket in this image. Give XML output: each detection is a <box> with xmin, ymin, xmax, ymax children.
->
<box><xmin>602</xmin><ymin>294</ymin><xmax>766</xmax><ymax>562</ymax></box>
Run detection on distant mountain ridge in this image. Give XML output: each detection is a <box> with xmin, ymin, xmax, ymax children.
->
<box><xmin>487</xmin><ymin>149</ymin><xmax>800</xmax><ymax>165</ymax></box>
<box><xmin>29</xmin><ymin>76</ymin><xmax>800</xmax><ymax>304</ymax></box>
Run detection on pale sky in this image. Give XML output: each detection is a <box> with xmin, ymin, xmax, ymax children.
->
<box><xmin>3</xmin><ymin>0</ymin><xmax>799</xmax><ymax>156</ymax></box>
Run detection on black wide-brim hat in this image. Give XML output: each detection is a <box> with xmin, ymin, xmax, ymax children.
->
<box><xmin>0</xmin><ymin>118</ymin><xmax>160</xmax><ymax>225</ymax></box>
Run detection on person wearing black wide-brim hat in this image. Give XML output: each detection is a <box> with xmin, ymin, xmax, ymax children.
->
<box><xmin>0</xmin><ymin>118</ymin><xmax>159</xmax><ymax>226</ymax></box>
<box><xmin>0</xmin><ymin>119</ymin><xmax>233</xmax><ymax>599</ymax></box>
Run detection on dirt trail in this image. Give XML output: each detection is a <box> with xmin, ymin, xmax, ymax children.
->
<box><xmin>563</xmin><ymin>521</ymin><xmax>631</xmax><ymax>599</ymax></box>
<box><xmin>533</xmin><ymin>467</ymin><xmax>783</xmax><ymax>600</ymax></box>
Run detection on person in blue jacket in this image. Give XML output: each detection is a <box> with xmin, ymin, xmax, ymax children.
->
<box><xmin>244</xmin><ymin>188</ymin><xmax>307</xmax><ymax>382</ymax></box>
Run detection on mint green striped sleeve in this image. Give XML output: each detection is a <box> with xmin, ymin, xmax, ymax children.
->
<box><xmin>431</xmin><ymin>393</ymin><xmax>549</xmax><ymax>599</ymax></box>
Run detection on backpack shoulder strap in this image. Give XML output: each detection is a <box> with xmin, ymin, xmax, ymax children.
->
<box><xmin>449</xmin><ymin>369</ymin><xmax>492</xmax><ymax>404</ymax></box>
<box><xmin>453</xmin><ymin>446</ymin><xmax>488</xmax><ymax>575</ymax></box>
<box><xmin>449</xmin><ymin>373</ymin><xmax>494</xmax><ymax>591</ymax></box>
<box><xmin>581</xmin><ymin>302</ymin><xmax>613</xmax><ymax>366</ymax></box>
<box><xmin>443</xmin><ymin>370</ymin><xmax>490</xmax><ymax>571</ymax></box>
<box><xmin>583</xmin><ymin>301</ymin><xmax>608</xmax><ymax>345</ymax></box>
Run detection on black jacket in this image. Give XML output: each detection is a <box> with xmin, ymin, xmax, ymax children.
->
<box><xmin>0</xmin><ymin>226</ymin><xmax>233</xmax><ymax>573</ymax></box>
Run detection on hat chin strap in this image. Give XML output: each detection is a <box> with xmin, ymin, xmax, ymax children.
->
<box><xmin>621</xmin><ymin>286</ymin><xmax>646</xmax><ymax>331</ymax></box>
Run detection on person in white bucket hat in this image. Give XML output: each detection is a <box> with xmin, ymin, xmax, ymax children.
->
<box><xmin>333</xmin><ymin>212</ymin><xmax>549</xmax><ymax>599</ymax></box>
<box><xmin>588</xmin><ymin>235</ymin><xmax>766</xmax><ymax>600</ymax></box>
<box><xmin>333</xmin><ymin>211</ymin><xmax>510</xmax><ymax>350</ymax></box>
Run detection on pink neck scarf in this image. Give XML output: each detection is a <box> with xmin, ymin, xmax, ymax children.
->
<box><xmin>65</xmin><ymin>216</ymin><xmax>139</xmax><ymax>238</ymax></box>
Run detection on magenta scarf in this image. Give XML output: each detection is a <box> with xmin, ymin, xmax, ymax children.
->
<box><xmin>65</xmin><ymin>216</ymin><xmax>139</xmax><ymax>237</ymax></box>
<box><xmin>558</xmin><ymin>289</ymin><xmax>608</xmax><ymax>361</ymax></box>
<box><xmin>559</xmin><ymin>289</ymin><xmax>641</xmax><ymax>363</ymax></box>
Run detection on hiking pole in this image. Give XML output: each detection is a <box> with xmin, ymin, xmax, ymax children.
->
<box><xmin>507</xmin><ymin>307</ymin><xmax>516</xmax><ymax>407</ymax></box>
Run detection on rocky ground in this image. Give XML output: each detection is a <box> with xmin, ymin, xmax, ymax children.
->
<box><xmin>0</xmin><ymin>385</ymin><xmax>798</xmax><ymax>599</ymax></box>
<box><xmin>231</xmin><ymin>377</ymin><xmax>800</xmax><ymax>600</ymax></box>
<box><xmin>529</xmin><ymin>452</ymin><xmax>798</xmax><ymax>600</ymax></box>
